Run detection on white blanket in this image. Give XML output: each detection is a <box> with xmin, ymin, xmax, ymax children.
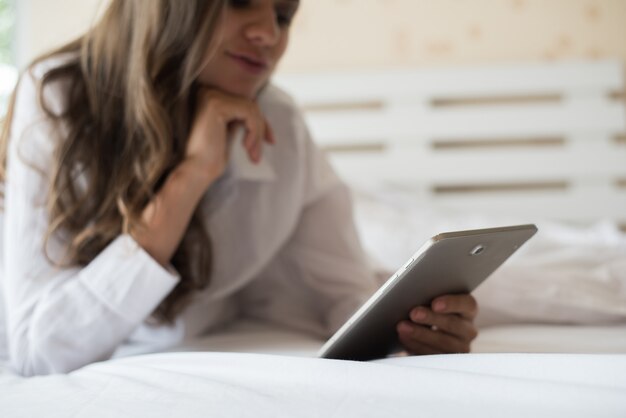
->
<box><xmin>2</xmin><ymin>320</ymin><xmax>626</xmax><ymax>417</ymax></box>
<box><xmin>351</xmin><ymin>187</ymin><xmax>626</xmax><ymax>327</ymax></box>
<box><xmin>2</xmin><ymin>352</ymin><xmax>625</xmax><ymax>418</ymax></box>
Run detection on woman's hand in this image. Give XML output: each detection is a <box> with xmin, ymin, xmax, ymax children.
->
<box><xmin>397</xmin><ymin>294</ymin><xmax>479</xmax><ymax>355</ymax></box>
<box><xmin>184</xmin><ymin>87</ymin><xmax>275</xmax><ymax>187</ymax></box>
<box><xmin>132</xmin><ymin>88</ymin><xmax>274</xmax><ymax>267</ymax></box>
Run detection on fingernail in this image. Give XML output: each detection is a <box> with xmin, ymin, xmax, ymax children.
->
<box><xmin>413</xmin><ymin>309</ymin><xmax>426</xmax><ymax>321</ymax></box>
<box><xmin>397</xmin><ymin>322</ymin><xmax>412</xmax><ymax>333</ymax></box>
<box><xmin>434</xmin><ymin>301</ymin><xmax>446</xmax><ymax>311</ymax></box>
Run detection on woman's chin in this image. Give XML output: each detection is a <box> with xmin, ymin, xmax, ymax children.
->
<box><xmin>228</xmin><ymin>83</ymin><xmax>263</xmax><ymax>99</ymax></box>
<box><xmin>196</xmin><ymin>79</ymin><xmax>261</xmax><ymax>100</ymax></box>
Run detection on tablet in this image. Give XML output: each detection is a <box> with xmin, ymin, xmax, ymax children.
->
<box><xmin>318</xmin><ymin>224</ymin><xmax>538</xmax><ymax>361</ymax></box>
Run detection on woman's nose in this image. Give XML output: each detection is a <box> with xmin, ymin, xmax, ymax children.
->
<box><xmin>245</xmin><ymin>7</ymin><xmax>280</xmax><ymax>46</ymax></box>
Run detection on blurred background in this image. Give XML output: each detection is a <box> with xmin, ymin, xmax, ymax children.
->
<box><xmin>1</xmin><ymin>0</ymin><xmax>625</xmax><ymax>112</ymax></box>
<box><xmin>1</xmin><ymin>0</ymin><xmax>625</xmax><ymax>71</ymax></box>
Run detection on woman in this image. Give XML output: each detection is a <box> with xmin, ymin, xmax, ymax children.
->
<box><xmin>0</xmin><ymin>0</ymin><xmax>478</xmax><ymax>376</ymax></box>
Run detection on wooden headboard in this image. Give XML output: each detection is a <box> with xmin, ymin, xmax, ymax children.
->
<box><xmin>274</xmin><ymin>60</ymin><xmax>626</xmax><ymax>227</ymax></box>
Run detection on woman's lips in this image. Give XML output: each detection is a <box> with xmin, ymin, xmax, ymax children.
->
<box><xmin>227</xmin><ymin>52</ymin><xmax>269</xmax><ymax>75</ymax></box>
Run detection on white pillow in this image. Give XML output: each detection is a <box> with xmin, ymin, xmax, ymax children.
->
<box><xmin>473</xmin><ymin>222</ymin><xmax>626</xmax><ymax>327</ymax></box>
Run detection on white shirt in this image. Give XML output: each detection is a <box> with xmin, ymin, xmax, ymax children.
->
<box><xmin>0</xmin><ymin>58</ymin><xmax>377</xmax><ymax>376</ymax></box>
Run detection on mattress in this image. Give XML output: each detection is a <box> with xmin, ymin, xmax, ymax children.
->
<box><xmin>1</xmin><ymin>349</ymin><xmax>624</xmax><ymax>418</ymax></box>
<box><xmin>3</xmin><ymin>320</ymin><xmax>626</xmax><ymax>417</ymax></box>
<box><xmin>150</xmin><ymin>320</ymin><xmax>626</xmax><ymax>357</ymax></box>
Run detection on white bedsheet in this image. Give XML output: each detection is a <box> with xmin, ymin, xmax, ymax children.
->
<box><xmin>1</xmin><ymin>351</ymin><xmax>625</xmax><ymax>418</ymax></box>
<box><xmin>473</xmin><ymin>324</ymin><xmax>626</xmax><ymax>354</ymax></box>
<box><xmin>161</xmin><ymin>320</ymin><xmax>626</xmax><ymax>356</ymax></box>
<box><xmin>2</xmin><ymin>321</ymin><xmax>626</xmax><ymax>417</ymax></box>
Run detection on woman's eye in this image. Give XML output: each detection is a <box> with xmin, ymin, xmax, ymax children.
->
<box><xmin>275</xmin><ymin>4</ymin><xmax>297</xmax><ymax>27</ymax></box>
<box><xmin>229</xmin><ymin>0</ymin><xmax>251</xmax><ymax>8</ymax></box>
<box><xmin>228</xmin><ymin>0</ymin><xmax>297</xmax><ymax>27</ymax></box>
<box><xmin>275</xmin><ymin>11</ymin><xmax>294</xmax><ymax>27</ymax></box>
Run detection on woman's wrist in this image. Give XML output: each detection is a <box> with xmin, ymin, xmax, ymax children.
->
<box><xmin>132</xmin><ymin>160</ymin><xmax>216</xmax><ymax>267</ymax></box>
<box><xmin>176</xmin><ymin>157</ymin><xmax>223</xmax><ymax>192</ymax></box>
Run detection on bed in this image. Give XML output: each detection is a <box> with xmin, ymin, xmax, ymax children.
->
<box><xmin>2</xmin><ymin>60</ymin><xmax>626</xmax><ymax>417</ymax></box>
<box><xmin>1</xmin><ymin>321</ymin><xmax>626</xmax><ymax>417</ymax></box>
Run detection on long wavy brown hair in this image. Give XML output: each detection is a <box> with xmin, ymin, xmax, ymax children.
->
<box><xmin>0</xmin><ymin>0</ymin><xmax>228</xmax><ymax>323</ymax></box>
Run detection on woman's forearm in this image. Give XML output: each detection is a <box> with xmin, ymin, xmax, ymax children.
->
<box><xmin>132</xmin><ymin>161</ymin><xmax>214</xmax><ymax>267</ymax></box>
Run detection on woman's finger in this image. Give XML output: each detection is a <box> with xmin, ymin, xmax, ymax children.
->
<box><xmin>243</xmin><ymin>113</ymin><xmax>260</xmax><ymax>154</ymax></box>
<box><xmin>397</xmin><ymin>320</ymin><xmax>469</xmax><ymax>354</ymax></box>
<box><xmin>194</xmin><ymin>88</ymin><xmax>269</xmax><ymax>164</ymax></box>
<box><xmin>249</xmin><ymin>107</ymin><xmax>267</xmax><ymax>163</ymax></box>
<box><xmin>409</xmin><ymin>307</ymin><xmax>478</xmax><ymax>342</ymax></box>
<box><xmin>431</xmin><ymin>294</ymin><xmax>479</xmax><ymax>320</ymax></box>
<box><xmin>217</xmin><ymin>97</ymin><xmax>260</xmax><ymax>152</ymax></box>
<box><xmin>397</xmin><ymin>322</ymin><xmax>445</xmax><ymax>355</ymax></box>
<box><xmin>265</xmin><ymin>121</ymin><xmax>276</xmax><ymax>145</ymax></box>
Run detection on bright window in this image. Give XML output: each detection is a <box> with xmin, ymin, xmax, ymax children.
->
<box><xmin>0</xmin><ymin>0</ymin><xmax>16</xmax><ymax>117</ymax></box>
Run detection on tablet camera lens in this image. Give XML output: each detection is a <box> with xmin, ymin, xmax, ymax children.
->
<box><xmin>470</xmin><ymin>245</ymin><xmax>485</xmax><ymax>256</ymax></box>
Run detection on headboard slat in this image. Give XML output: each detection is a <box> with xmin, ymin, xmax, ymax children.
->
<box><xmin>304</xmin><ymin>101</ymin><xmax>624</xmax><ymax>146</ymax></box>
<box><xmin>276</xmin><ymin>61</ymin><xmax>623</xmax><ymax>105</ymax></box>
<box><xmin>328</xmin><ymin>142</ymin><xmax>626</xmax><ymax>185</ymax></box>
<box><xmin>274</xmin><ymin>60</ymin><xmax>626</xmax><ymax>225</ymax></box>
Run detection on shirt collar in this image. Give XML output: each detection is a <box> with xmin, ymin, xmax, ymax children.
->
<box><xmin>229</xmin><ymin>138</ymin><xmax>277</xmax><ymax>182</ymax></box>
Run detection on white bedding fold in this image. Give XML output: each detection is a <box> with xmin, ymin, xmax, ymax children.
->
<box><xmin>2</xmin><ymin>352</ymin><xmax>625</xmax><ymax>418</ymax></box>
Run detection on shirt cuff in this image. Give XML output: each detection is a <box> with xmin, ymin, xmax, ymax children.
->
<box><xmin>78</xmin><ymin>234</ymin><xmax>180</xmax><ymax>324</ymax></box>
